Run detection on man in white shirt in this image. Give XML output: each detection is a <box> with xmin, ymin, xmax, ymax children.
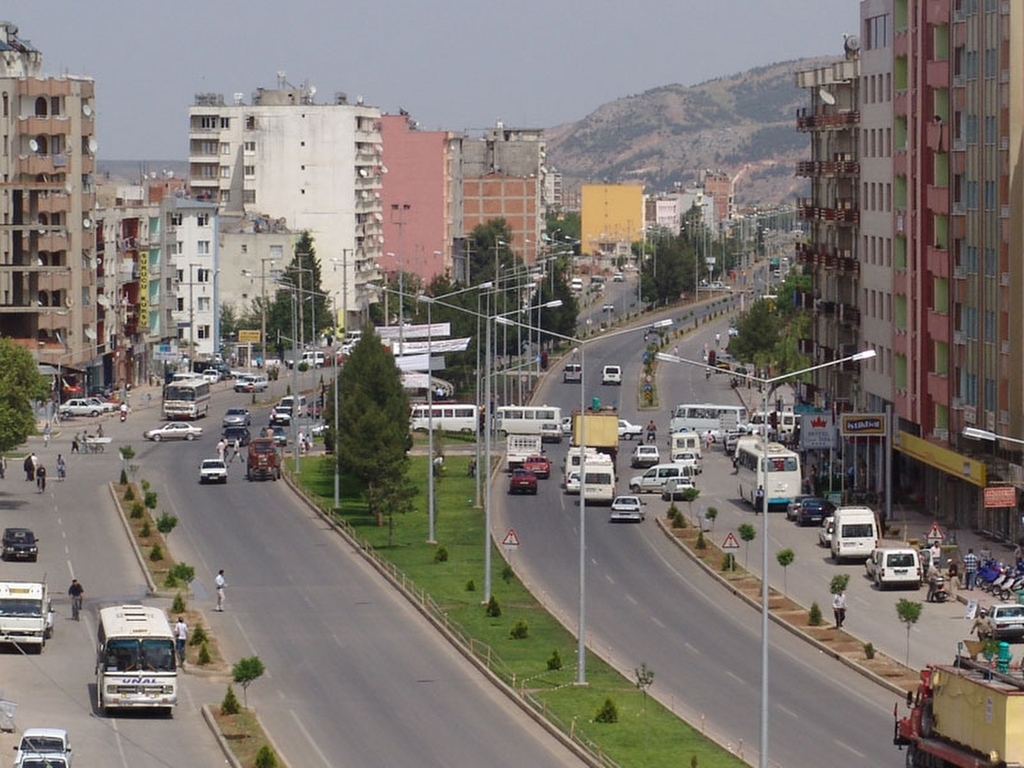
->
<box><xmin>174</xmin><ymin>616</ymin><xmax>188</xmax><ymax>663</ymax></box>
<box><xmin>215</xmin><ymin>569</ymin><xmax>226</xmax><ymax>611</ymax></box>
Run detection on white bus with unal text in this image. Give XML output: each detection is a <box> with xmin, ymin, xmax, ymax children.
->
<box><xmin>734</xmin><ymin>438</ymin><xmax>802</xmax><ymax>513</ymax></box>
<box><xmin>95</xmin><ymin>604</ymin><xmax>178</xmax><ymax>714</ymax></box>
<box><xmin>162</xmin><ymin>379</ymin><xmax>211</xmax><ymax>420</ymax></box>
<box><xmin>668</xmin><ymin>403</ymin><xmax>748</xmax><ymax>439</ymax></box>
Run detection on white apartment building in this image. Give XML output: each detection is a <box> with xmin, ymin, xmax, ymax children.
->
<box><xmin>187</xmin><ymin>76</ymin><xmax>383</xmax><ymax>331</ymax></box>
<box><xmin>164</xmin><ymin>197</ymin><xmax>219</xmax><ymax>360</ymax></box>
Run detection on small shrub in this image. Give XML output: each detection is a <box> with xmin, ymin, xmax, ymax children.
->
<box><xmin>667</xmin><ymin>502</ymin><xmax>680</xmax><ymax>519</ymax></box>
<box><xmin>721</xmin><ymin>553</ymin><xmax>735</xmax><ymax>571</ymax></box>
<box><xmin>140</xmin><ymin>520</ymin><xmax>151</xmax><ymax>538</ymax></box>
<box><xmin>197</xmin><ymin>641</ymin><xmax>211</xmax><ymax>666</ymax></box>
<box><xmin>465</xmin><ymin>579</ymin><xmax>476</xmax><ymax>592</ymax></box>
<box><xmin>169</xmin><ymin>562</ymin><xmax>195</xmax><ymax>584</ymax></box>
<box><xmin>433</xmin><ymin>545</ymin><xmax>449</xmax><ymax>563</ymax></box>
<box><xmin>547</xmin><ymin>649</ymin><xmax>562</xmax><ymax>671</ymax></box>
<box><xmin>156</xmin><ymin>512</ymin><xmax>178</xmax><ymax>535</ymax></box>
<box><xmin>164</xmin><ymin>571</ymin><xmax>179</xmax><ymax>589</ymax></box>
<box><xmin>220</xmin><ymin>685</ymin><xmax>240</xmax><ymax>715</ymax></box>
<box><xmin>190</xmin><ymin>624</ymin><xmax>208</xmax><ymax>646</ymax></box>
<box><xmin>863</xmin><ymin>642</ymin><xmax>876</xmax><ymax>660</ymax></box>
<box><xmin>510</xmin><ymin>619</ymin><xmax>530</xmax><ymax>640</ymax></box>
<box><xmin>130</xmin><ymin>501</ymin><xmax>145</xmax><ymax>519</ymax></box>
<box><xmin>595</xmin><ymin>697</ymin><xmax>619</xmax><ymax>723</ymax></box>
<box><xmin>501</xmin><ymin>564</ymin><xmax>514</xmax><ymax>584</ymax></box>
<box><xmin>171</xmin><ymin>592</ymin><xmax>186</xmax><ymax>613</ymax></box>
<box><xmin>830</xmin><ymin>573</ymin><xmax>851</xmax><ymax>595</ymax></box>
<box><xmin>149</xmin><ymin>544</ymin><xmax>164</xmax><ymax>562</ymax></box>
<box><xmin>144</xmin><ymin>490</ymin><xmax>158</xmax><ymax>510</ymax></box>
<box><xmin>485</xmin><ymin>595</ymin><xmax>502</xmax><ymax>618</ymax></box>
<box><xmin>809</xmin><ymin>602</ymin><xmax>823</xmax><ymax>626</ymax></box>
<box><xmin>671</xmin><ymin>510</ymin><xmax>686</xmax><ymax>528</ymax></box>
<box><xmin>141</xmin><ymin>479</ymin><xmax>151</xmax><ymax>492</ymax></box>
<box><xmin>254</xmin><ymin>745</ymin><xmax>278</xmax><ymax>768</ymax></box>
<box><xmin>696</xmin><ymin>531</ymin><xmax>707</xmax><ymax>550</ymax></box>
<box><xmin>123</xmin><ymin>486</ymin><xmax>135</xmax><ymax>501</ymax></box>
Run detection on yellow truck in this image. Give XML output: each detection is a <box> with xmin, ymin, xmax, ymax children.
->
<box><xmin>571</xmin><ymin>410</ymin><xmax>619</xmax><ymax>461</ymax></box>
<box><xmin>895</xmin><ymin>655</ymin><xmax>1024</xmax><ymax>766</ymax></box>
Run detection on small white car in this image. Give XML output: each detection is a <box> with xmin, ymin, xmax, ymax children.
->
<box><xmin>15</xmin><ymin>728</ymin><xmax>72</xmax><ymax>767</ymax></box>
<box><xmin>671</xmin><ymin>450</ymin><xmax>702</xmax><ymax>475</ymax></box>
<box><xmin>561</xmin><ymin>416</ymin><xmax>574</xmax><ymax>436</ymax></box>
<box><xmin>540</xmin><ymin>422</ymin><xmax>563</xmax><ymax>443</ymax></box>
<box><xmin>819</xmin><ymin>516</ymin><xmax>835</xmax><ymax>548</ymax></box>
<box><xmin>564</xmin><ymin>470</ymin><xmax>580</xmax><ymax>494</ymax></box>
<box><xmin>201</xmin><ymin>368</ymin><xmax>222</xmax><ymax>383</ymax></box>
<box><xmin>601</xmin><ymin>365</ymin><xmax>622</xmax><ymax>385</ymax></box>
<box><xmin>199</xmin><ymin>458</ymin><xmax>228</xmax><ymax>484</ymax></box>
<box><xmin>612</xmin><ymin>272</ymin><xmax>625</xmax><ymax>282</ymax></box>
<box><xmin>618</xmin><ymin>419</ymin><xmax>644</xmax><ymax>440</ymax></box>
<box><xmin>661</xmin><ymin>476</ymin><xmax>696</xmax><ymax>501</ymax></box>
<box><xmin>609</xmin><ymin>495</ymin><xmax>645</xmax><ymax>523</ymax></box>
<box><xmin>602</xmin><ymin>303</ymin><xmax>615</xmax><ymax>312</ymax></box>
<box><xmin>58</xmin><ymin>398</ymin><xmax>106</xmax><ymax>418</ymax></box>
<box><xmin>144</xmin><ymin>422</ymin><xmax>203</xmax><ymax>441</ymax></box>
<box><xmin>630</xmin><ymin>444</ymin><xmax>660</xmax><ymax>468</ymax></box>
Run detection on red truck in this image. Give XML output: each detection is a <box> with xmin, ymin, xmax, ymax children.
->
<box><xmin>246</xmin><ymin>437</ymin><xmax>281</xmax><ymax>481</ymax></box>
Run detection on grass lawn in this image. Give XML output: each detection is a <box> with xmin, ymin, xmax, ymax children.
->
<box><xmin>293</xmin><ymin>452</ymin><xmax>745</xmax><ymax>768</ymax></box>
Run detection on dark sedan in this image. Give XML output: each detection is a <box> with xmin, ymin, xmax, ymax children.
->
<box><xmin>795</xmin><ymin>497</ymin><xmax>836</xmax><ymax>527</ymax></box>
<box><xmin>2</xmin><ymin>527</ymin><xmax>38</xmax><ymax>562</ymax></box>
<box><xmin>221</xmin><ymin>426</ymin><xmax>252</xmax><ymax>446</ymax></box>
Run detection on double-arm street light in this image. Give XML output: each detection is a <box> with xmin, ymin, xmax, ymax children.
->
<box><xmin>657</xmin><ymin>346</ymin><xmax>876</xmax><ymax>768</ymax></box>
<box><xmin>500</xmin><ymin>314</ymin><xmax>673</xmax><ymax>685</ymax></box>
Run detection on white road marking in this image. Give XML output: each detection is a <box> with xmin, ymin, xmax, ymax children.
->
<box><xmin>290</xmin><ymin>709</ymin><xmax>333</xmax><ymax>767</ymax></box>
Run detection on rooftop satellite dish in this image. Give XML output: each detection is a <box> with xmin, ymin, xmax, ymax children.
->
<box><xmin>82</xmin><ymin>103</ymin><xmax>92</xmax><ymax>117</ymax></box>
<box><xmin>844</xmin><ymin>34</ymin><xmax>861</xmax><ymax>54</ymax></box>
<box><xmin>309</xmin><ymin>85</ymin><xmax>317</xmax><ymax>96</ymax></box>
<box><xmin>65</xmin><ymin>182</ymin><xmax>73</xmax><ymax>194</ymax></box>
<box><xmin>82</xmin><ymin>218</ymin><xmax>92</xmax><ymax>229</ymax></box>
<box><xmin>88</xmin><ymin>138</ymin><xmax>98</xmax><ymax>154</ymax></box>
<box><xmin>819</xmin><ymin>88</ymin><xmax>836</xmax><ymax>106</ymax></box>
<box><xmin>28</xmin><ymin>139</ymin><xmax>39</xmax><ymax>153</ymax></box>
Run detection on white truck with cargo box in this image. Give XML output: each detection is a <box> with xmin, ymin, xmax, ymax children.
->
<box><xmin>506</xmin><ymin>434</ymin><xmax>543</xmax><ymax>471</ymax></box>
<box><xmin>0</xmin><ymin>581</ymin><xmax>54</xmax><ymax>651</ymax></box>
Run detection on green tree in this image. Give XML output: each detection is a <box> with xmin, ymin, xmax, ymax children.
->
<box><xmin>333</xmin><ymin>329</ymin><xmax>415</xmax><ymax>528</ymax></box>
<box><xmin>232</xmin><ymin>655</ymin><xmax>266</xmax><ymax>708</ymax></box>
<box><xmin>776</xmin><ymin>548</ymin><xmax>795</xmax><ymax>594</ymax></box>
<box><xmin>218</xmin><ymin>302</ymin><xmax>240</xmax><ymax>341</ymax></box>
<box><xmin>896</xmin><ymin>599</ymin><xmax>922</xmax><ymax>667</ymax></box>
<box><xmin>738</xmin><ymin>523</ymin><xmax>756</xmax><ymax>568</ymax></box>
<box><xmin>0</xmin><ymin>338</ymin><xmax>50</xmax><ymax>452</ymax></box>
<box><xmin>467</xmin><ymin>220</ymin><xmax>515</xmax><ymax>284</ymax></box>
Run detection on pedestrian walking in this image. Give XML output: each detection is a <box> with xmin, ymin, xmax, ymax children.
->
<box><xmin>174</xmin><ymin>616</ymin><xmax>188</xmax><ymax>664</ymax></box>
<box><xmin>926</xmin><ymin>561</ymin><xmax>940</xmax><ymax>602</ymax></box>
<box><xmin>23</xmin><ymin>453</ymin><xmax>34</xmax><ymax>481</ymax></box>
<box><xmin>832</xmin><ymin>589</ymin><xmax>847</xmax><ymax>629</ymax></box>
<box><xmin>963</xmin><ymin>547</ymin><xmax>980</xmax><ymax>590</ymax></box>
<box><xmin>96</xmin><ymin>423</ymin><xmax>103</xmax><ymax>438</ymax></box>
<box><xmin>754</xmin><ymin>485</ymin><xmax>765</xmax><ymax>515</ymax></box>
<box><xmin>56</xmin><ymin>454</ymin><xmax>66</xmax><ymax>481</ymax></box>
<box><xmin>214</xmin><ymin>569</ymin><xmax>226</xmax><ymax>611</ymax></box>
<box><xmin>929</xmin><ymin>541</ymin><xmax>942</xmax><ymax>569</ymax></box>
<box><xmin>35</xmin><ymin>464</ymin><xmax>46</xmax><ymax>493</ymax></box>
<box><xmin>947</xmin><ymin>559</ymin><xmax>960</xmax><ymax>592</ymax></box>
<box><xmin>233</xmin><ymin>438</ymin><xmax>241</xmax><ymax>462</ymax></box>
<box><xmin>42</xmin><ymin>422</ymin><xmax>51</xmax><ymax>448</ymax></box>
<box><xmin>71</xmin><ymin>433</ymin><xmax>80</xmax><ymax>454</ymax></box>
<box><xmin>216</xmin><ymin>439</ymin><xmax>226</xmax><ymax>462</ymax></box>
<box><xmin>0</xmin><ymin>453</ymin><xmax>6</xmax><ymax>479</ymax></box>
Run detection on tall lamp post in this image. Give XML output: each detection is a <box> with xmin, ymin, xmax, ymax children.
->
<box><xmin>657</xmin><ymin>347</ymin><xmax>876</xmax><ymax>768</ymax></box>
<box><xmin>499</xmin><ymin>315</ymin><xmax>673</xmax><ymax>685</ymax></box>
<box><xmin>418</xmin><ymin>280</ymin><xmax>494</xmax><ymax>544</ymax></box>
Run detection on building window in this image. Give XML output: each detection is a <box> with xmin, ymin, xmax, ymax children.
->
<box><xmin>220</xmin><ymin>117</ymin><xmax>230</xmax><ymax>129</ymax></box>
<box><xmin>243</xmin><ymin>190</ymin><xmax>256</xmax><ymax>204</ymax></box>
<box><xmin>245</xmin><ymin>115</ymin><xmax>255</xmax><ymax>130</ymax></box>
<box><xmin>197</xmin><ymin>213</ymin><xmax>210</xmax><ymax>227</ymax></box>
<box><xmin>220</xmin><ymin>190</ymin><xmax>230</xmax><ymax>204</ymax></box>
<box><xmin>244</xmin><ymin>141</ymin><xmax>256</xmax><ymax>153</ymax></box>
<box><xmin>197</xmin><ymin>241</ymin><xmax>211</xmax><ymax>255</ymax></box>
<box><xmin>197</xmin><ymin>296</ymin><xmax>211</xmax><ymax>312</ymax></box>
<box><xmin>169</xmin><ymin>213</ymin><xmax>183</xmax><ymax>227</ymax></box>
<box><xmin>244</xmin><ymin>165</ymin><xmax>255</xmax><ymax>177</ymax></box>
<box><xmin>176</xmin><ymin>297</ymin><xmax>184</xmax><ymax>312</ymax></box>
<box><xmin>220</xmin><ymin>142</ymin><xmax>230</xmax><ymax>155</ymax></box>
<box><xmin>220</xmin><ymin>166</ymin><xmax>231</xmax><ymax>178</ymax></box>
<box><xmin>199</xmin><ymin>115</ymin><xmax>217</xmax><ymax>130</ymax></box>
<box><xmin>197</xmin><ymin>325</ymin><xmax>211</xmax><ymax>340</ymax></box>
<box><xmin>865</xmin><ymin>15</ymin><xmax>890</xmax><ymax>49</ymax></box>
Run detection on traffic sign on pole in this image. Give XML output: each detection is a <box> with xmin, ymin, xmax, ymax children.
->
<box><xmin>722</xmin><ymin>532</ymin><xmax>741</xmax><ymax>550</ymax></box>
<box><xmin>502</xmin><ymin>529</ymin><xmax>520</xmax><ymax>548</ymax></box>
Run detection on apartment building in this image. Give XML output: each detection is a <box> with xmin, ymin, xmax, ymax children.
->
<box><xmin>187</xmin><ymin>76</ymin><xmax>382</xmax><ymax>333</ymax></box>
<box><xmin>0</xmin><ymin>22</ymin><xmax>102</xmax><ymax>390</ymax></box>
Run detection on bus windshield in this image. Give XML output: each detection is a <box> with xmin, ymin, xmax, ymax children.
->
<box><xmin>103</xmin><ymin>637</ymin><xmax>176</xmax><ymax>673</ymax></box>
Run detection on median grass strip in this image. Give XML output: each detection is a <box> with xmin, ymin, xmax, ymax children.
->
<box><xmin>295</xmin><ymin>452</ymin><xmax>745</xmax><ymax>768</ymax></box>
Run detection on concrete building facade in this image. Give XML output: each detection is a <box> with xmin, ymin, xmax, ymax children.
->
<box><xmin>0</xmin><ymin>21</ymin><xmax>101</xmax><ymax>390</ymax></box>
<box><xmin>187</xmin><ymin>78</ymin><xmax>383</xmax><ymax>333</ymax></box>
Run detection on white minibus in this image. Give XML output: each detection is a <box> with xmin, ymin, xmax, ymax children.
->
<box><xmin>830</xmin><ymin>506</ymin><xmax>880</xmax><ymax>563</ymax></box>
<box><xmin>495</xmin><ymin>405</ymin><xmax>562</xmax><ymax>437</ymax></box>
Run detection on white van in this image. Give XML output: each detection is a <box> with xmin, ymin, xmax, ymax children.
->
<box><xmin>668</xmin><ymin>432</ymin><xmax>703</xmax><ymax>461</ymax></box>
<box><xmin>563</xmin><ymin>446</ymin><xmax>603</xmax><ymax>482</ymax></box>
<box><xmin>629</xmin><ymin>463</ymin><xmax>697</xmax><ymax>494</ymax></box>
<box><xmin>830</xmin><ymin>506</ymin><xmax>880</xmax><ymax>563</ymax></box>
<box><xmin>563</xmin><ymin>363</ymin><xmax>582</xmax><ymax>383</ymax></box>
<box><xmin>865</xmin><ymin>547</ymin><xmax>922</xmax><ymax>589</ymax></box>
<box><xmin>581</xmin><ymin>458</ymin><xmax>616</xmax><ymax>505</ymax></box>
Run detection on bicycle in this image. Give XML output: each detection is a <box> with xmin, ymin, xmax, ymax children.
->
<box><xmin>71</xmin><ymin>595</ymin><xmax>82</xmax><ymax>621</ymax></box>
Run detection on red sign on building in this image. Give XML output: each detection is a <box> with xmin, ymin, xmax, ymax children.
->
<box><xmin>983</xmin><ymin>486</ymin><xmax>1017</xmax><ymax>508</ymax></box>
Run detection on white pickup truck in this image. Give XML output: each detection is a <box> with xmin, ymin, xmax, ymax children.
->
<box><xmin>0</xmin><ymin>581</ymin><xmax>54</xmax><ymax>651</ymax></box>
<box><xmin>506</xmin><ymin>434</ymin><xmax>543</xmax><ymax>471</ymax></box>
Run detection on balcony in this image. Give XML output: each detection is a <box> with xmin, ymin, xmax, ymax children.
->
<box><xmin>795</xmin><ymin>159</ymin><xmax>860</xmax><ymax>177</ymax></box>
<box><xmin>925</xmin><ymin>121</ymin><xmax>946</xmax><ymax>151</ymax></box>
<box><xmin>926</xmin><ymin>59</ymin><xmax>949</xmax><ymax>89</ymax></box>
<box><xmin>926</xmin><ymin>184</ymin><xmax>949</xmax><ymax>214</ymax></box>
<box><xmin>795</xmin><ymin>109</ymin><xmax>860</xmax><ymax>131</ymax></box>
<box><xmin>894</xmin><ymin>90</ymin><xmax>908</xmax><ymax>115</ymax></box>
<box><xmin>795</xmin><ymin>199</ymin><xmax>859</xmax><ymax>226</ymax></box>
<box><xmin>838</xmin><ymin>304</ymin><xmax>861</xmax><ymax>327</ymax></box>
<box><xmin>926</xmin><ymin>0</ymin><xmax>950</xmax><ymax>23</ymax></box>
<box><xmin>926</xmin><ymin>243</ymin><xmax>949</xmax><ymax>276</ymax></box>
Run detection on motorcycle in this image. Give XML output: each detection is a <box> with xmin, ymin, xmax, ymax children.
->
<box><xmin>928</xmin><ymin>574</ymin><xmax>949</xmax><ymax>603</ymax></box>
<box><xmin>119</xmin><ymin>409</ymin><xmax>127</xmax><ymax>422</ymax></box>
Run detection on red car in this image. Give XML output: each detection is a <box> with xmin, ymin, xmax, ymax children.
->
<box><xmin>521</xmin><ymin>454</ymin><xmax>551</xmax><ymax>479</ymax></box>
<box><xmin>508</xmin><ymin>469</ymin><xmax>538</xmax><ymax>495</ymax></box>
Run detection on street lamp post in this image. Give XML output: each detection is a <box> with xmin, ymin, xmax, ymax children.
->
<box><xmin>499</xmin><ymin>314</ymin><xmax>673</xmax><ymax>685</ymax></box>
<box><xmin>657</xmin><ymin>347</ymin><xmax>875</xmax><ymax>768</ymax></box>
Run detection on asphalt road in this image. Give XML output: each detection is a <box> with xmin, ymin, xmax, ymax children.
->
<box><xmin>131</xmin><ymin>386</ymin><xmax>586</xmax><ymax>768</ymax></box>
<box><xmin>494</xmin><ymin>292</ymin><xmax>903</xmax><ymax>767</ymax></box>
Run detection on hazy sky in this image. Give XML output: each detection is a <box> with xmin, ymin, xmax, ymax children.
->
<box><xmin>22</xmin><ymin>1</ymin><xmax>859</xmax><ymax>160</ymax></box>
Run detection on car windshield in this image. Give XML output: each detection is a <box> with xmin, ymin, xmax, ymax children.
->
<box><xmin>888</xmin><ymin>554</ymin><xmax>916</xmax><ymax>567</ymax></box>
<box><xmin>20</xmin><ymin>736</ymin><xmax>65</xmax><ymax>752</ymax></box>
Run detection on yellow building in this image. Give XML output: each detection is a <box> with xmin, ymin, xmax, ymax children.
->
<box><xmin>580</xmin><ymin>184</ymin><xmax>644</xmax><ymax>258</ymax></box>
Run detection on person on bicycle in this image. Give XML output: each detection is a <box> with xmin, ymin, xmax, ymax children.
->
<box><xmin>68</xmin><ymin>579</ymin><xmax>84</xmax><ymax>620</ymax></box>
<box><xmin>646</xmin><ymin>420</ymin><xmax>657</xmax><ymax>443</ymax></box>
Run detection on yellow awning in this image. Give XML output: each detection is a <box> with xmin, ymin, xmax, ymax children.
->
<box><xmin>895</xmin><ymin>430</ymin><xmax>987</xmax><ymax>487</ymax></box>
